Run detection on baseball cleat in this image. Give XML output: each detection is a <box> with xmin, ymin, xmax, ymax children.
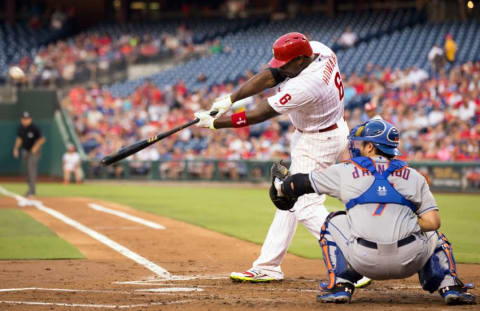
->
<box><xmin>354</xmin><ymin>276</ymin><xmax>372</xmax><ymax>288</ymax></box>
<box><xmin>319</xmin><ymin>276</ymin><xmax>372</xmax><ymax>290</ymax></box>
<box><xmin>440</xmin><ymin>286</ymin><xmax>476</xmax><ymax>305</ymax></box>
<box><xmin>230</xmin><ymin>269</ymin><xmax>282</xmax><ymax>283</ymax></box>
<box><xmin>317</xmin><ymin>282</ymin><xmax>354</xmax><ymax>304</ymax></box>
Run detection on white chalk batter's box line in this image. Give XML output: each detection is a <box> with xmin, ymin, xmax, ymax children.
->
<box><xmin>115</xmin><ymin>274</ymin><xmax>228</xmax><ymax>285</ymax></box>
<box><xmin>0</xmin><ymin>185</ymin><xmax>171</xmax><ymax>278</ymax></box>
<box><xmin>0</xmin><ymin>299</ymin><xmax>193</xmax><ymax>309</ymax></box>
<box><xmin>87</xmin><ymin>203</ymin><xmax>166</xmax><ymax>230</ymax></box>
<box><xmin>0</xmin><ymin>287</ymin><xmax>204</xmax><ymax>294</ymax></box>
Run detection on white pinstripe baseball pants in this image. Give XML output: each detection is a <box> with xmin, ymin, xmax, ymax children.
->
<box><xmin>252</xmin><ymin>119</ymin><xmax>349</xmax><ymax>278</ymax></box>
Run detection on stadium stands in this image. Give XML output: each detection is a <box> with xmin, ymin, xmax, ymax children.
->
<box><xmin>7</xmin><ymin>8</ymin><xmax>480</xmax><ymax>179</ymax></box>
<box><xmin>9</xmin><ymin>9</ymin><xmax>480</xmax><ymax>95</ymax></box>
<box><xmin>0</xmin><ymin>22</ymin><xmax>68</xmax><ymax>82</ymax></box>
<box><xmin>108</xmin><ymin>9</ymin><xmax>430</xmax><ymax>96</ymax></box>
<box><xmin>4</xmin><ymin>17</ymin><xmax>262</xmax><ymax>86</ymax></box>
<box><xmin>104</xmin><ymin>11</ymin><xmax>479</xmax><ymax>97</ymax></box>
<box><xmin>62</xmin><ymin>59</ymin><xmax>480</xmax><ymax>179</ymax></box>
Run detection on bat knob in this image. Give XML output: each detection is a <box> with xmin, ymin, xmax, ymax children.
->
<box><xmin>100</xmin><ymin>158</ymin><xmax>109</xmax><ymax>166</ymax></box>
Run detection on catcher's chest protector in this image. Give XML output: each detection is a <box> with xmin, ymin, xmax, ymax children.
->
<box><xmin>345</xmin><ymin>157</ymin><xmax>416</xmax><ymax>212</ymax></box>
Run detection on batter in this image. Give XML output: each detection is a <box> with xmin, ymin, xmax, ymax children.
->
<box><xmin>195</xmin><ymin>32</ymin><xmax>371</xmax><ymax>286</ymax></box>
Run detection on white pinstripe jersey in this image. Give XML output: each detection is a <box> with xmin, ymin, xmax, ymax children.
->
<box><xmin>267</xmin><ymin>41</ymin><xmax>345</xmax><ymax>132</ymax></box>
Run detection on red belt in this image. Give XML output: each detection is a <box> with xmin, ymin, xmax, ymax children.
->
<box><xmin>296</xmin><ymin>123</ymin><xmax>338</xmax><ymax>133</ymax></box>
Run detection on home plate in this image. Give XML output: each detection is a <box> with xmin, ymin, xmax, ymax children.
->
<box><xmin>135</xmin><ymin>287</ymin><xmax>204</xmax><ymax>293</ymax></box>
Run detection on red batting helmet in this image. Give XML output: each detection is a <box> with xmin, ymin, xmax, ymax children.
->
<box><xmin>269</xmin><ymin>32</ymin><xmax>313</xmax><ymax>68</ymax></box>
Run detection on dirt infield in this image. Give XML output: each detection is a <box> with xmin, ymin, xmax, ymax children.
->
<box><xmin>0</xmin><ymin>196</ymin><xmax>478</xmax><ymax>310</ymax></box>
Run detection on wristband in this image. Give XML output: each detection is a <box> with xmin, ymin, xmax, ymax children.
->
<box><xmin>231</xmin><ymin>111</ymin><xmax>249</xmax><ymax>128</ymax></box>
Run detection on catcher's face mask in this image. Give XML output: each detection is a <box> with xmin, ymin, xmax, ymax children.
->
<box><xmin>348</xmin><ymin>124</ymin><xmax>365</xmax><ymax>158</ymax></box>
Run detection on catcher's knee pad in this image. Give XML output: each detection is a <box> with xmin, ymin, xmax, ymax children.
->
<box><xmin>419</xmin><ymin>232</ymin><xmax>458</xmax><ymax>293</ymax></box>
<box><xmin>319</xmin><ymin>211</ymin><xmax>346</xmax><ymax>244</ymax></box>
<box><xmin>419</xmin><ymin>252</ymin><xmax>445</xmax><ymax>293</ymax></box>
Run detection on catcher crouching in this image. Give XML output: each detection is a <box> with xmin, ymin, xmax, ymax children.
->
<box><xmin>269</xmin><ymin>119</ymin><xmax>476</xmax><ymax>305</ymax></box>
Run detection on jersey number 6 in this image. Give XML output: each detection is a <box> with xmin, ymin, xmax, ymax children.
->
<box><xmin>279</xmin><ymin>93</ymin><xmax>292</xmax><ymax>105</ymax></box>
<box><xmin>334</xmin><ymin>72</ymin><xmax>344</xmax><ymax>101</ymax></box>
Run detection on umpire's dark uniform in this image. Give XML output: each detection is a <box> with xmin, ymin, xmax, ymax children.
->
<box><xmin>14</xmin><ymin>112</ymin><xmax>45</xmax><ymax>197</ymax></box>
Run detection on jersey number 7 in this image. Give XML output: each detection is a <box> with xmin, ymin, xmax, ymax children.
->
<box><xmin>334</xmin><ymin>72</ymin><xmax>344</xmax><ymax>101</ymax></box>
<box><xmin>373</xmin><ymin>203</ymin><xmax>387</xmax><ymax>216</ymax></box>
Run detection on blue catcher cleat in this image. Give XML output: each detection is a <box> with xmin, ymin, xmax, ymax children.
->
<box><xmin>317</xmin><ymin>283</ymin><xmax>355</xmax><ymax>304</ymax></box>
<box><xmin>440</xmin><ymin>285</ymin><xmax>476</xmax><ymax>305</ymax></box>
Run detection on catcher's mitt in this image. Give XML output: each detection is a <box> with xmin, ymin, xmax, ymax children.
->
<box><xmin>269</xmin><ymin>161</ymin><xmax>297</xmax><ymax>210</ymax></box>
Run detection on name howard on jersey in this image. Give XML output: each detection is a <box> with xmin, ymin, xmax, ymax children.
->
<box><xmin>321</xmin><ymin>54</ymin><xmax>337</xmax><ymax>85</ymax></box>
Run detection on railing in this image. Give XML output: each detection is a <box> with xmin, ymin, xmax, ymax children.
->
<box><xmin>82</xmin><ymin>159</ymin><xmax>480</xmax><ymax>192</ymax></box>
<box><xmin>82</xmin><ymin>159</ymin><xmax>273</xmax><ymax>184</ymax></box>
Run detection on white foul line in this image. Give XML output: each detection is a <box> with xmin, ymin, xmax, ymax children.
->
<box><xmin>135</xmin><ymin>287</ymin><xmax>203</xmax><ymax>292</ymax></box>
<box><xmin>0</xmin><ymin>288</ymin><xmax>131</xmax><ymax>294</ymax></box>
<box><xmin>0</xmin><ymin>287</ymin><xmax>203</xmax><ymax>293</ymax></box>
<box><xmin>0</xmin><ymin>300</ymin><xmax>192</xmax><ymax>309</ymax></box>
<box><xmin>0</xmin><ymin>186</ymin><xmax>170</xmax><ymax>279</ymax></box>
<box><xmin>87</xmin><ymin>203</ymin><xmax>165</xmax><ymax>230</ymax></box>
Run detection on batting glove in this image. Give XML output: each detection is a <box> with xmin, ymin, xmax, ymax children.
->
<box><xmin>194</xmin><ymin>110</ymin><xmax>215</xmax><ymax>129</ymax></box>
<box><xmin>209</xmin><ymin>94</ymin><xmax>232</xmax><ymax>118</ymax></box>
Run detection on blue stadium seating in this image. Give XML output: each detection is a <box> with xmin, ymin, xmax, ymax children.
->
<box><xmin>89</xmin><ymin>18</ymin><xmax>261</xmax><ymax>44</ymax></box>
<box><xmin>109</xmin><ymin>9</ymin><xmax>453</xmax><ymax>96</ymax></box>
<box><xmin>0</xmin><ymin>18</ymin><xmax>261</xmax><ymax>81</ymax></box>
<box><xmin>340</xmin><ymin>21</ymin><xmax>480</xmax><ymax>75</ymax></box>
<box><xmin>6</xmin><ymin>10</ymin><xmax>480</xmax><ymax>95</ymax></box>
<box><xmin>0</xmin><ymin>23</ymin><xmax>68</xmax><ymax>76</ymax></box>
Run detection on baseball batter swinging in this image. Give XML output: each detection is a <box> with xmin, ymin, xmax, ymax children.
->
<box><xmin>195</xmin><ymin>32</ymin><xmax>369</xmax><ymax>286</ymax></box>
<box><xmin>270</xmin><ymin>119</ymin><xmax>476</xmax><ymax>305</ymax></box>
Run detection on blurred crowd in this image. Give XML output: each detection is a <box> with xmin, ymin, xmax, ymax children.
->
<box><xmin>61</xmin><ymin>60</ymin><xmax>480</xmax><ymax>180</ymax></box>
<box><xmin>344</xmin><ymin>61</ymin><xmax>480</xmax><ymax>162</ymax></box>
<box><xmin>11</xmin><ymin>24</ymin><xmax>229</xmax><ymax>87</ymax></box>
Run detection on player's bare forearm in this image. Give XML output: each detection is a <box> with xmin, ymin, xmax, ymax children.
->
<box><xmin>13</xmin><ymin>137</ymin><xmax>22</xmax><ymax>151</ymax></box>
<box><xmin>230</xmin><ymin>70</ymin><xmax>277</xmax><ymax>103</ymax></box>
<box><xmin>418</xmin><ymin>210</ymin><xmax>441</xmax><ymax>232</ymax></box>
<box><xmin>213</xmin><ymin>100</ymin><xmax>279</xmax><ymax>129</ymax></box>
<box><xmin>37</xmin><ymin>137</ymin><xmax>46</xmax><ymax>147</ymax></box>
<box><xmin>32</xmin><ymin>137</ymin><xmax>46</xmax><ymax>152</ymax></box>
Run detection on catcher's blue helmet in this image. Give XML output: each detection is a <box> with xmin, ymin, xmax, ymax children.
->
<box><xmin>348</xmin><ymin>119</ymin><xmax>401</xmax><ymax>157</ymax></box>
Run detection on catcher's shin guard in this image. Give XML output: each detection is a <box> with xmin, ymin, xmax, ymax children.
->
<box><xmin>419</xmin><ymin>232</ymin><xmax>475</xmax><ymax>294</ymax></box>
<box><xmin>319</xmin><ymin>212</ymin><xmax>361</xmax><ymax>289</ymax></box>
<box><xmin>437</xmin><ymin>232</ymin><xmax>458</xmax><ymax>279</ymax></box>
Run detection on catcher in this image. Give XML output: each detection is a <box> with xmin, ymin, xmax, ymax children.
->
<box><xmin>269</xmin><ymin>119</ymin><xmax>476</xmax><ymax>305</ymax></box>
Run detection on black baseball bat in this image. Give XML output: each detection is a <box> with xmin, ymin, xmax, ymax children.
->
<box><xmin>101</xmin><ymin>111</ymin><xmax>216</xmax><ymax>166</ymax></box>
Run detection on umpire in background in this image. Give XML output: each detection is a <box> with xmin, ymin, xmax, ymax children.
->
<box><xmin>12</xmin><ymin>112</ymin><xmax>45</xmax><ymax>197</ymax></box>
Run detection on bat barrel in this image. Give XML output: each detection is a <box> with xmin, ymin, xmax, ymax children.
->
<box><xmin>100</xmin><ymin>117</ymin><xmax>202</xmax><ymax>166</ymax></box>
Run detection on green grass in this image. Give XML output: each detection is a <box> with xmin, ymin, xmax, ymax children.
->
<box><xmin>1</xmin><ymin>183</ymin><xmax>479</xmax><ymax>263</ymax></box>
<box><xmin>0</xmin><ymin>208</ymin><xmax>84</xmax><ymax>260</ymax></box>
